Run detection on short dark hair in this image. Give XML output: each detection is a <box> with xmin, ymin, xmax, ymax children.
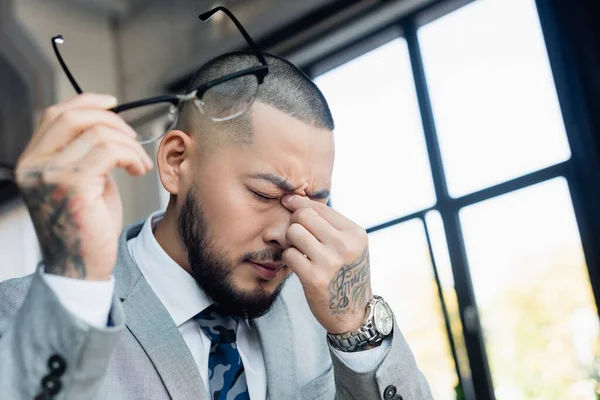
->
<box><xmin>177</xmin><ymin>51</ymin><xmax>334</xmax><ymax>144</ymax></box>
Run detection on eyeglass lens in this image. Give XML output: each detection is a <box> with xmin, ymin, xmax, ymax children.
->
<box><xmin>195</xmin><ymin>74</ymin><xmax>260</xmax><ymax>122</ymax></box>
<box><xmin>118</xmin><ymin>104</ymin><xmax>179</xmax><ymax>144</ymax></box>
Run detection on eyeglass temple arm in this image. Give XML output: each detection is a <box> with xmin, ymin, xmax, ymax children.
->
<box><xmin>110</xmin><ymin>94</ymin><xmax>184</xmax><ymax>113</ymax></box>
<box><xmin>52</xmin><ymin>35</ymin><xmax>83</xmax><ymax>94</ymax></box>
<box><xmin>199</xmin><ymin>6</ymin><xmax>267</xmax><ymax>66</ymax></box>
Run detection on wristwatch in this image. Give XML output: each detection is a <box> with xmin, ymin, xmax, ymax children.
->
<box><xmin>327</xmin><ymin>295</ymin><xmax>394</xmax><ymax>352</ymax></box>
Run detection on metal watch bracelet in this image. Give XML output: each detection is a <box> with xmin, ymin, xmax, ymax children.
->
<box><xmin>327</xmin><ymin>318</ymin><xmax>384</xmax><ymax>352</ymax></box>
<box><xmin>327</xmin><ymin>295</ymin><xmax>389</xmax><ymax>352</ymax></box>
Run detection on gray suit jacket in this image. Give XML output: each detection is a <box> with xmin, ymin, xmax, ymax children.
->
<box><xmin>0</xmin><ymin>222</ymin><xmax>433</xmax><ymax>400</ymax></box>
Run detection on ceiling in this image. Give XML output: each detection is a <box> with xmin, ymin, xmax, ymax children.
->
<box><xmin>58</xmin><ymin>0</ymin><xmax>293</xmax><ymax>19</ymax></box>
<box><xmin>58</xmin><ymin>0</ymin><xmax>156</xmax><ymax>18</ymax></box>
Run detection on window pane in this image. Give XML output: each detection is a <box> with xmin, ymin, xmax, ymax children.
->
<box><xmin>419</xmin><ymin>0</ymin><xmax>571</xmax><ymax>197</ymax></box>
<box><xmin>369</xmin><ymin>219</ymin><xmax>458</xmax><ymax>399</ymax></box>
<box><xmin>460</xmin><ymin>178</ymin><xmax>599</xmax><ymax>399</ymax></box>
<box><xmin>315</xmin><ymin>39</ymin><xmax>436</xmax><ymax>229</ymax></box>
<box><xmin>425</xmin><ymin>211</ymin><xmax>472</xmax><ymax>391</ymax></box>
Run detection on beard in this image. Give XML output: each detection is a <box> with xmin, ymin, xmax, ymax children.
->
<box><xmin>177</xmin><ymin>186</ymin><xmax>288</xmax><ymax>319</ymax></box>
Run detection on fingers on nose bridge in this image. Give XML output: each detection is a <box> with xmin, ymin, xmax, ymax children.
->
<box><xmin>265</xmin><ymin>202</ymin><xmax>294</xmax><ymax>247</ymax></box>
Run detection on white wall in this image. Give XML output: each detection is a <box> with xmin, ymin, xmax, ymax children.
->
<box><xmin>0</xmin><ymin>0</ymin><xmax>164</xmax><ymax>280</ymax></box>
<box><xmin>0</xmin><ymin>199</ymin><xmax>40</xmax><ymax>282</ymax></box>
<box><xmin>15</xmin><ymin>0</ymin><xmax>120</xmax><ymax>104</ymax></box>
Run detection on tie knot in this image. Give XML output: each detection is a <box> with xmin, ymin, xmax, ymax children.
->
<box><xmin>194</xmin><ymin>305</ymin><xmax>240</xmax><ymax>344</ymax></box>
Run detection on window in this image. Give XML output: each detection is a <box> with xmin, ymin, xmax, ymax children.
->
<box><xmin>369</xmin><ymin>218</ymin><xmax>459</xmax><ymax>399</ymax></box>
<box><xmin>315</xmin><ymin>38</ymin><xmax>436</xmax><ymax>229</ymax></box>
<box><xmin>418</xmin><ymin>0</ymin><xmax>571</xmax><ymax>198</ymax></box>
<box><xmin>309</xmin><ymin>0</ymin><xmax>599</xmax><ymax>397</ymax></box>
<box><xmin>461</xmin><ymin>178</ymin><xmax>599</xmax><ymax>398</ymax></box>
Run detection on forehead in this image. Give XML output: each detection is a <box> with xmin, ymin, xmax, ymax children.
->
<box><xmin>232</xmin><ymin>102</ymin><xmax>334</xmax><ymax>190</ymax></box>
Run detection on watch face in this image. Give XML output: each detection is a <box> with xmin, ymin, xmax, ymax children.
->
<box><xmin>374</xmin><ymin>301</ymin><xmax>394</xmax><ymax>336</ymax></box>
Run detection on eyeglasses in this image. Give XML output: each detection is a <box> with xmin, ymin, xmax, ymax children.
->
<box><xmin>52</xmin><ymin>6</ymin><xmax>269</xmax><ymax>144</ymax></box>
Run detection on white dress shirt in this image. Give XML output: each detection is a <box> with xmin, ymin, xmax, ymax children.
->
<box><xmin>43</xmin><ymin>210</ymin><xmax>390</xmax><ymax>399</ymax></box>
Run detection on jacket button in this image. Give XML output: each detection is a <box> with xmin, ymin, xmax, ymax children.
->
<box><xmin>384</xmin><ymin>385</ymin><xmax>397</xmax><ymax>399</ymax></box>
<box><xmin>41</xmin><ymin>375</ymin><xmax>62</xmax><ymax>396</ymax></box>
<box><xmin>48</xmin><ymin>355</ymin><xmax>67</xmax><ymax>376</ymax></box>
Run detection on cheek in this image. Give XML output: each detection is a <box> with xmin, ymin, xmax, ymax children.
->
<box><xmin>203</xmin><ymin>186</ymin><xmax>264</xmax><ymax>246</ymax></box>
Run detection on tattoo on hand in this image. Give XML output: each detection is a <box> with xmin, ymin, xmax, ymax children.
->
<box><xmin>328</xmin><ymin>249</ymin><xmax>371</xmax><ymax>315</ymax></box>
<box><xmin>20</xmin><ymin>169</ymin><xmax>86</xmax><ymax>279</ymax></box>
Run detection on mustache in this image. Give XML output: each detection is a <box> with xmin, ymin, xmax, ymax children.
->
<box><xmin>242</xmin><ymin>247</ymin><xmax>283</xmax><ymax>263</ymax></box>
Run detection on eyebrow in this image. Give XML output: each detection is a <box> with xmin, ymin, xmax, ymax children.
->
<box><xmin>248</xmin><ymin>173</ymin><xmax>330</xmax><ymax>200</ymax></box>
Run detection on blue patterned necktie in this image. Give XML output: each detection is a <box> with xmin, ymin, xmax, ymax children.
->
<box><xmin>194</xmin><ymin>305</ymin><xmax>250</xmax><ymax>400</ymax></box>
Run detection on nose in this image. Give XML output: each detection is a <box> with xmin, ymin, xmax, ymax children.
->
<box><xmin>262</xmin><ymin>205</ymin><xmax>293</xmax><ymax>250</ymax></box>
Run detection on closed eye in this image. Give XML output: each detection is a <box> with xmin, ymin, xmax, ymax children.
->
<box><xmin>251</xmin><ymin>190</ymin><xmax>277</xmax><ymax>203</ymax></box>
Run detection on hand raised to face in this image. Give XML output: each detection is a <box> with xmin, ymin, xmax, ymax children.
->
<box><xmin>280</xmin><ymin>194</ymin><xmax>372</xmax><ymax>334</ymax></box>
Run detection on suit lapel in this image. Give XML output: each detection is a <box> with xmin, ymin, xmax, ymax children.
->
<box><xmin>114</xmin><ymin>224</ymin><xmax>208</xmax><ymax>400</ymax></box>
<box><xmin>253</xmin><ymin>295</ymin><xmax>297</xmax><ymax>399</ymax></box>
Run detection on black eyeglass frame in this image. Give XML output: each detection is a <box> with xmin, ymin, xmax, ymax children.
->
<box><xmin>52</xmin><ymin>5</ymin><xmax>269</xmax><ymax>117</ymax></box>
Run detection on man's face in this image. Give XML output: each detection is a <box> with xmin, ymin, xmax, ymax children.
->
<box><xmin>177</xmin><ymin>102</ymin><xmax>334</xmax><ymax>318</ymax></box>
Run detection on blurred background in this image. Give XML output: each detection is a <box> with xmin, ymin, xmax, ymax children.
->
<box><xmin>1</xmin><ymin>0</ymin><xmax>600</xmax><ymax>398</ymax></box>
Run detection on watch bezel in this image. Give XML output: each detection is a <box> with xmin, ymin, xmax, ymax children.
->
<box><xmin>373</xmin><ymin>299</ymin><xmax>394</xmax><ymax>336</ymax></box>
<box><xmin>326</xmin><ymin>295</ymin><xmax>394</xmax><ymax>352</ymax></box>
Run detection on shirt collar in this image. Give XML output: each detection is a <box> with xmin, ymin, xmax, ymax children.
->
<box><xmin>127</xmin><ymin>211</ymin><xmax>212</xmax><ymax>327</ymax></box>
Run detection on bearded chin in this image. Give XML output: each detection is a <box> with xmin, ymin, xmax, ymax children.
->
<box><xmin>177</xmin><ymin>187</ymin><xmax>288</xmax><ymax>319</ymax></box>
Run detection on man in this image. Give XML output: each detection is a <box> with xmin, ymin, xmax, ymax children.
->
<box><xmin>0</xmin><ymin>51</ymin><xmax>433</xmax><ymax>399</ymax></box>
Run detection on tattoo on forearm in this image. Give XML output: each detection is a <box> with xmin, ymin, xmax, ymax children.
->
<box><xmin>20</xmin><ymin>170</ymin><xmax>86</xmax><ymax>279</ymax></box>
<box><xmin>328</xmin><ymin>249</ymin><xmax>371</xmax><ymax>315</ymax></box>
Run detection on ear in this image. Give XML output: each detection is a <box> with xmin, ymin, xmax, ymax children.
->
<box><xmin>157</xmin><ymin>129</ymin><xmax>193</xmax><ymax>195</ymax></box>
